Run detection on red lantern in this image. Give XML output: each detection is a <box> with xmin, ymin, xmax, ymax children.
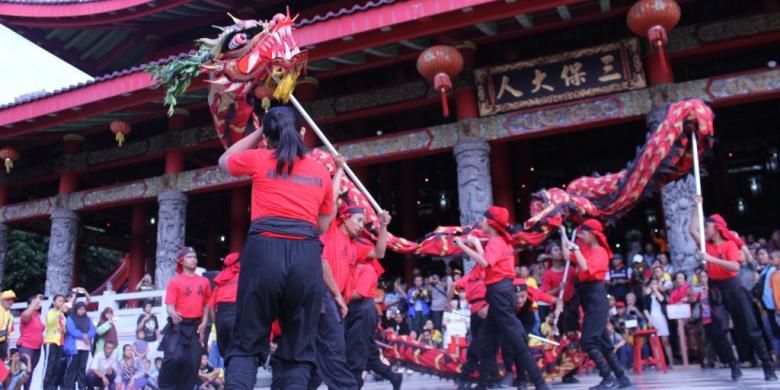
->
<box><xmin>110</xmin><ymin>120</ymin><xmax>131</xmax><ymax>147</ymax></box>
<box><xmin>627</xmin><ymin>0</ymin><xmax>681</xmax><ymax>72</ymax></box>
<box><xmin>417</xmin><ymin>45</ymin><xmax>464</xmax><ymax>117</ymax></box>
<box><xmin>0</xmin><ymin>147</ymin><xmax>19</xmax><ymax>173</ymax></box>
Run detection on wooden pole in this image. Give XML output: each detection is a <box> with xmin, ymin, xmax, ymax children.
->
<box><xmin>691</xmin><ymin>133</ymin><xmax>707</xmax><ymax>257</ymax></box>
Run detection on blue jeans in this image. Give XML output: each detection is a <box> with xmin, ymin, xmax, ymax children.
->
<box><xmin>762</xmin><ymin>310</ymin><xmax>780</xmax><ymax>356</ymax></box>
<box><xmin>617</xmin><ymin>345</ymin><xmax>634</xmax><ymax>369</ymax></box>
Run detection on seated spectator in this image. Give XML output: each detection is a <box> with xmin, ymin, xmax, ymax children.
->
<box><xmin>85</xmin><ymin>341</ymin><xmax>117</xmax><ymax>390</ymax></box>
<box><xmin>198</xmin><ymin>353</ymin><xmax>224</xmax><ymax>390</ymax></box>
<box><xmin>133</xmin><ymin>330</ymin><xmax>148</xmax><ymax>361</ymax></box>
<box><xmin>150</xmin><ymin>357</ymin><xmax>162</xmax><ymax>388</ymax></box>
<box><xmin>608</xmin><ymin>321</ymin><xmax>633</xmax><ymax>370</ymax></box>
<box><xmin>4</xmin><ymin>348</ymin><xmax>31</xmax><ymax>390</ymax></box>
<box><xmin>540</xmin><ymin>313</ymin><xmax>554</xmax><ymax>339</ymax></box>
<box><xmin>389</xmin><ymin>312</ymin><xmax>410</xmax><ymax>336</ymax></box>
<box><xmin>624</xmin><ymin>292</ymin><xmax>646</xmax><ymax>328</ymax></box>
<box><xmin>117</xmin><ymin>344</ymin><xmax>144</xmax><ymax>390</ymax></box>
<box><xmin>657</xmin><ymin>253</ymin><xmax>674</xmax><ymax>277</ymax></box>
<box><xmin>418</xmin><ymin>330</ymin><xmax>436</xmax><ymax>347</ymax></box>
<box><xmin>608</xmin><ymin>254</ymin><xmax>632</xmax><ymax>302</ymax></box>
<box><xmin>422</xmin><ymin>319</ymin><xmax>442</xmax><ymax>347</ymax></box>
<box><xmin>131</xmin><ymin>359</ymin><xmax>156</xmax><ymax>390</ymax></box>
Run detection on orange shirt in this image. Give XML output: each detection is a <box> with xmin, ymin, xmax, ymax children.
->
<box><xmin>770</xmin><ymin>270</ymin><xmax>780</xmax><ymax>309</ymax></box>
<box><xmin>227</xmin><ymin>148</ymin><xmax>333</xmax><ymax>226</ymax></box>
<box><xmin>705</xmin><ymin>241</ymin><xmax>740</xmax><ymax>281</ymax></box>
<box><xmin>571</xmin><ymin>246</ymin><xmax>609</xmax><ymax>282</ymax></box>
<box><xmin>482</xmin><ymin>236</ymin><xmax>515</xmax><ymax>285</ymax></box>
<box><xmin>320</xmin><ymin>222</ymin><xmax>372</xmax><ymax>298</ymax></box>
<box><xmin>208</xmin><ymin>277</ymin><xmax>238</xmax><ymax>308</ymax></box>
<box><xmin>165</xmin><ymin>274</ymin><xmax>212</xmax><ymax>319</ymax></box>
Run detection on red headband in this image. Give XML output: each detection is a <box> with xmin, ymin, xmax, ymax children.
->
<box><xmin>706</xmin><ymin>214</ymin><xmax>745</xmax><ymax>247</ymax></box>
<box><xmin>215</xmin><ymin>252</ymin><xmax>240</xmax><ymax>286</ymax></box>
<box><xmin>581</xmin><ymin>219</ymin><xmax>614</xmax><ymax>259</ymax></box>
<box><xmin>484</xmin><ymin>206</ymin><xmax>513</xmax><ymax>242</ymax></box>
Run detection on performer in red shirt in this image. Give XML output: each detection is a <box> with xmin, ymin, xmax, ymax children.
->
<box><xmin>690</xmin><ymin>201</ymin><xmax>777</xmax><ymax>382</ymax></box>
<box><xmin>159</xmin><ymin>246</ymin><xmax>212</xmax><ymax>390</ymax></box>
<box><xmin>454</xmin><ymin>206</ymin><xmax>549</xmax><ymax>390</ymax></box>
<box><xmin>561</xmin><ymin>219</ymin><xmax>630</xmax><ymax>390</ymax></box>
<box><xmin>346</xmin><ymin>259</ymin><xmax>402</xmax><ymax>389</ymax></box>
<box><xmin>543</xmin><ymin>241</ymin><xmax>581</xmax><ymax>385</ymax></box>
<box><xmin>208</xmin><ymin>252</ymin><xmax>240</xmax><ymax>359</ymax></box>
<box><xmin>219</xmin><ymin>106</ymin><xmax>336</xmax><ymax>389</ymax></box>
<box><xmin>453</xmin><ymin>265</ymin><xmax>491</xmax><ymax>387</ymax></box>
<box><xmin>311</xmin><ymin>198</ymin><xmax>391</xmax><ymax>390</ymax></box>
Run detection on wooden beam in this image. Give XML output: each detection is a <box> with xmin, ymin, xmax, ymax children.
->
<box><xmin>475</xmin><ymin>22</ymin><xmax>498</xmax><ymax>36</ymax></box>
<box><xmin>556</xmin><ymin>5</ymin><xmax>572</xmax><ymax>20</ymax></box>
<box><xmin>515</xmin><ymin>14</ymin><xmax>534</xmax><ymax>28</ymax></box>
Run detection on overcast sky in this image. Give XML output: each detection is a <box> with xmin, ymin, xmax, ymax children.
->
<box><xmin>0</xmin><ymin>24</ymin><xmax>93</xmax><ymax>106</ymax></box>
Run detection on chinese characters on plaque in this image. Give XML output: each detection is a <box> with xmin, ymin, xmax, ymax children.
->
<box><xmin>474</xmin><ymin>39</ymin><xmax>646</xmax><ymax>116</ymax></box>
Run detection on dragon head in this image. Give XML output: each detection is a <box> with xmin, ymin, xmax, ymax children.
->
<box><xmin>149</xmin><ymin>9</ymin><xmax>307</xmax><ymax>148</ymax></box>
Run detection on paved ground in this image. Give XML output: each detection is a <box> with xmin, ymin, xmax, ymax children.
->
<box><xmin>354</xmin><ymin>366</ymin><xmax>777</xmax><ymax>389</ymax></box>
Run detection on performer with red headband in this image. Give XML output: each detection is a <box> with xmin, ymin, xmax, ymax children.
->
<box><xmin>512</xmin><ymin>280</ymin><xmax>557</xmax><ymax>390</ymax></box>
<box><xmin>541</xmin><ymin>242</ymin><xmax>580</xmax><ymax>385</ymax></box>
<box><xmin>159</xmin><ymin>246</ymin><xmax>212</xmax><ymax>390</ymax></box>
<box><xmin>689</xmin><ymin>201</ymin><xmax>777</xmax><ymax>382</ymax></box>
<box><xmin>218</xmin><ymin>105</ymin><xmax>336</xmax><ymax>389</ymax></box>
<box><xmin>346</xmin><ymin>257</ymin><xmax>403</xmax><ymax>389</ymax></box>
<box><xmin>208</xmin><ymin>252</ymin><xmax>240</xmax><ymax>359</ymax></box>
<box><xmin>309</xmin><ymin>171</ymin><xmax>392</xmax><ymax>390</ymax></box>
<box><xmin>454</xmin><ymin>206</ymin><xmax>549</xmax><ymax>390</ymax></box>
<box><xmin>561</xmin><ymin>219</ymin><xmax>631</xmax><ymax>390</ymax></box>
<box><xmin>454</xmin><ymin>262</ymin><xmax>493</xmax><ymax>388</ymax></box>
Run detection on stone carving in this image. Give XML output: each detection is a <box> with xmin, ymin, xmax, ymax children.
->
<box><xmin>0</xmin><ymin>224</ymin><xmax>6</xmax><ymax>287</ymax></box>
<box><xmin>45</xmin><ymin>209</ymin><xmax>79</xmax><ymax>296</ymax></box>
<box><xmin>155</xmin><ymin>191</ymin><xmax>188</xmax><ymax>289</ymax></box>
<box><xmin>661</xmin><ymin>175</ymin><xmax>701</xmax><ymax>275</ymax></box>
<box><xmin>454</xmin><ymin>139</ymin><xmax>493</xmax><ymax>275</ymax></box>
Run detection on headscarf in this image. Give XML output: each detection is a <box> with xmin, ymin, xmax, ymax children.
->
<box><xmin>71</xmin><ymin>302</ymin><xmax>91</xmax><ymax>334</ymax></box>
<box><xmin>580</xmin><ymin>219</ymin><xmax>614</xmax><ymax>259</ymax></box>
<box><xmin>484</xmin><ymin>206</ymin><xmax>513</xmax><ymax>242</ymax></box>
<box><xmin>706</xmin><ymin>214</ymin><xmax>746</xmax><ymax>247</ymax></box>
<box><xmin>97</xmin><ymin>307</ymin><xmax>117</xmax><ymax>347</ymax></box>
<box><xmin>214</xmin><ymin>252</ymin><xmax>241</xmax><ymax>286</ymax></box>
<box><xmin>176</xmin><ymin>246</ymin><xmax>196</xmax><ymax>274</ymax></box>
<box><xmin>338</xmin><ymin>204</ymin><xmax>365</xmax><ymax>221</ymax></box>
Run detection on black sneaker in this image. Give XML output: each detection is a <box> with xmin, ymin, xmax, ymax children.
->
<box><xmin>390</xmin><ymin>372</ymin><xmax>403</xmax><ymax>390</ymax></box>
<box><xmin>765</xmin><ymin>366</ymin><xmax>778</xmax><ymax>381</ymax></box>
<box><xmin>616</xmin><ymin>375</ymin><xmax>632</xmax><ymax>388</ymax></box>
<box><xmin>561</xmin><ymin>375</ymin><xmax>579</xmax><ymax>384</ymax></box>
<box><xmin>588</xmin><ymin>376</ymin><xmax>618</xmax><ymax>390</ymax></box>
<box><xmin>533</xmin><ymin>381</ymin><xmax>550</xmax><ymax>390</ymax></box>
<box><xmin>730</xmin><ymin>363</ymin><xmax>743</xmax><ymax>382</ymax></box>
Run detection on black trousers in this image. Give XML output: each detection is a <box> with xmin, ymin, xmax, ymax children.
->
<box><xmin>309</xmin><ymin>293</ymin><xmax>358</xmax><ymax>390</ymax></box>
<box><xmin>346</xmin><ymin>298</ymin><xmax>377</xmax><ymax>387</ymax></box>
<box><xmin>430</xmin><ymin>310</ymin><xmax>444</xmax><ymax>331</ymax></box>
<box><xmin>709</xmin><ymin>277</ymin><xmax>772</xmax><ymax>367</ymax></box>
<box><xmin>226</xmin><ymin>235</ymin><xmax>324</xmax><ymax>390</ymax></box>
<box><xmin>63</xmin><ymin>350</ymin><xmax>89</xmax><ymax>390</ymax></box>
<box><xmin>477</xmin><ymin>279</ymin><xmax>543</xmax><ymax>387</ymax></box>
<box><xmin>17</xmin><ymin>346</ymin><xmax>40</xmax><ymax>390</ymax></box>
<box><xmin>579</xmin><ymin>281</ymin><xmax>625</xmax><ymax>380</ymax></box>
<box><xmin>704</xmin><ymin>302</ymin><xmax>736</xmax><ymax>365</ymax></box>
<box><xmin>461</xmin><ymin>312</ymin><xmax>485</xmax><ymax>378</ymax></box>
<box><xmin>86</xmin><ymin>371</ymin><xmax>117</xmax><ymax>389</ymax></box>
<box><xmin>366</xmin><ymin>334</ymin><xmax>395</xmax><ymax>383</ymax></box>
<box><xmin>216</xmin><ymin>302</ymin><xmax>237</xmax><ymax>361</ymax></box>
<box><xmin>43</xmin><ymin>344</ymin><xmax>64</xmax><ymax>390</ymax></box>
<box><xmin>158</xmin><ymin>320</ymin><xmax>202</xmax><ymax>390</ymax></box>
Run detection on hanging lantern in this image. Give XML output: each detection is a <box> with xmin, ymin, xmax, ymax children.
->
<box><xmin>417</xmin><ymin>45</ymin><xmax>464</xmax><ymax>117</ymax></box>
<box><xmin>0</xmin><ymin>147</ymin><xmax>19</xmax><ymax>173</ymax></box>
<box><xmin>627</xmin><ymin>0</ymin><xmax>681</xmax><ymax>72</ymax></box>
<box><xmin>109</xmin><ymin>120</ymin><xmax>131</xmax><ymax>147</ymax></box>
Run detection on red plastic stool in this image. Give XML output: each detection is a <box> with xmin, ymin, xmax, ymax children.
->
<box><xmin>633</xmin><ymin>329</ymin><xmax>668</xmax><ymax>374</ymax></box>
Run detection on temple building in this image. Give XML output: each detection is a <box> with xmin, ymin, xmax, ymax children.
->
<box><xmin>1</xmin><ymin>0</ymin><xmax>779</xmax><ymax>295</ymax></box>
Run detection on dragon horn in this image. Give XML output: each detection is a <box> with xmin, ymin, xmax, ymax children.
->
<box><xmin>211</xmin><ymin>25</ymin><xmax>226</xmax><ymax>31</ymax></box>
<box><xmin>227</xmin><ymin>12</ymin><xmax>242</xmax><ymax>24</ymax></box>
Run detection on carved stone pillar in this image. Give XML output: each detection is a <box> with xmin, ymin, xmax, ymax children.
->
<box><xmin>45</xmin><ymin>209</ymin><xmax>79</xmax><ymax>296</ymax></box>
<box><xmin>0</xmin><ymin>224</ymin><xmax>7</xmax><ymax>287</ymax></box>
<box><xmin>661</xmin><ymin>175</ymin><xmax>700</xmax><ymax>275</ymax></box>
<box><xmin>155</xmin><ymin>191</ymin><xmax>188</xmax><ymax>289</ymax></box>
<box><xmin>454</xmin><ymin>138</ymin><xmax>493</xmax><ymax>274</ymax></box>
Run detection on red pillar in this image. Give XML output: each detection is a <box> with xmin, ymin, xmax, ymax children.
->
<box><xmin>165</xmin><ymin>109</ymin><xmax>188</xmax><ymax>174</ymax></box>
<box><xmin>646</xmin><ymin>50</ymin><xmax>673</xmax><ymax>86</ymax></box>
<box><xmin>0</xmin><ymin>186</ymin><xmax>7</xmax><ymax>206</ymax></box>
<box><xmin>230</xmin><ymin>187</ymin><xmax>250</xmax><ymax>253</ymax></box>
<box><xmin>456</xmin><ymin>41</ymin><xmax>479</xmax><ymax>121</ymax></box>
<box><xmin>61</xmin><ymin>135</ymin><xmax>82</xmax><ymax>286</ymax></box>
<box><xmin>206</xmin><ymin>216</ymin><xmax>220</xmax><ymax>270</ymax></box>
<box><xmin>128</xmin><ymin>204</ymin><xmax>147</xmax><ymax>292</ymax></box>
<box><xmin>490</xmin><ymin>142</ymin><xmax>516</xmax><ymax>222</ymax></box>
<box><xmin>400</xmin><ymin>161</ymin><xmax>417</xmax><ymax>284</ymax></box>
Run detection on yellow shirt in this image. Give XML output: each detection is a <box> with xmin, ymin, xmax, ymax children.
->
<box><xmin>44</xmin><ymin>309</ymin><xmax>65</xmax><ymax>346</ymax></box>
<box><xmin>0</xmin><ymin>307</ymin><xmax>13</xmax><ymax>343</ymax></box>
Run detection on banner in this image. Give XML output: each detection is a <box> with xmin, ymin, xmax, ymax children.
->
<box><xmin>474</xmin><ymin>38</ymin><xmax>646</xmax><ymax>116</ymax></box>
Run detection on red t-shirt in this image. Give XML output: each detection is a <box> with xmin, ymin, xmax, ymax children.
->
<box><xmin>227</xmin><ymin>148</ymin><xmax>334</xmax><ymax>226</ymax></box>
<box><xmin>165</xmin><ymin>274</ymin><xmax>212</xmax><ymax>319</ymax></box>
<box><xmin>455</xmin><ymin>267</ymin><xmax>487</xmax><ymax>314</ymax></box>
<box><xmin>481</xmin><ymin>236</ymin><xmax>515</xmax><ymax>285</ymax></box>
<box><xmin>208</xmin><ymin>277</ymin><xmax>238</xmax><ymax>309</ymax></box>
<box><xmin>571</xmin><ymin>246</ymin><xmax>609</xmax><ymax>282</ymax></box>
<box><xmin>705</xmin><ymin>241</ymin><xmax>740</xmax><ymax>281</ymax></box>
<box><xmin>17</xmin><ymin>312</ymin><xmax>45</xmax><ymax>349</ymax></box>
<box><xmin>352</xmin><ymin>263</ymin><xmax>377</xmax><ymax>300</ymax></box>
<box><xmin>320</xmin><ymin>222</ymin><xmax>372</xmax><ymax>298</ymax></box>
<box><xmin>541</xmin><ymin>267</ymin><xmax>576</xmax><ymax>302</ymax></box>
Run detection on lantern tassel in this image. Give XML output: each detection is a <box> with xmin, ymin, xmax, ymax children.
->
<box><xmin>115</xmin><ymin>132</ymin><xmax>125</xmax><ymax>147</ymax></box>
<box><xmin>440</xmin><ymin>88</ymin><xmax>450</xmax><ymax>117</ymax></box>
<box><xmin>3</xmin><ymin>158</ymin><xmax>11</xmax><ymax>173</ymax></box>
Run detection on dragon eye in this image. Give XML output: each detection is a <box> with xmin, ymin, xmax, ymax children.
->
<box><xmin>228</xmin><ymin>33</ymin><xmax>248</xmax><ymax>50</ymax></box>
